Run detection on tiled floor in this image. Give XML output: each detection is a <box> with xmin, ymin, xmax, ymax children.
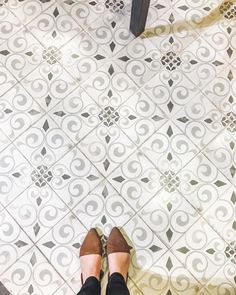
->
<box><xmin>0</xmin><ymin>0</ymin><xmax>236</xmax><ymax>294</ymax></box>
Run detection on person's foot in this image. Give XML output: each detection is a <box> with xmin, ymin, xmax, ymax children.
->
<box><xmin>80</xmin><ymin>228</ymin><xmax>102</xmax><ymax>282</ymax></box>
<box><xmin>107</xmin><ymin>227</ymin><xmax>130</xmax><ymax>282</ymax></box>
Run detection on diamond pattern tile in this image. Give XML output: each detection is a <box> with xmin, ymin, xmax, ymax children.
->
<box><xmin>1</xmin><ymin>0</ymin><xmax>235</xmax><ymax>294</ymax></box>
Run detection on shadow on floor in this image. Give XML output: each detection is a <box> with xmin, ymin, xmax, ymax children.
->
<box><xmin>141</xmin><ymin>0</ymin><xmax>236</xmax><ymax>39</ymax></box>
<box><xmin>120</xmin><ymin>228</ymin><xmax>236</xmax><ymax>295</ymax></box>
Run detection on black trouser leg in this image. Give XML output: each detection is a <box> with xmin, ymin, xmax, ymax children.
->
<box><xmin>77</xmin><ymin>276</ymin><xmax>101</xmax><ymax>295</ymax></box>
<box><xmin>106</xmin><ymin>272</ymin><xmax>130</xmax><ymax>295</ymax></box>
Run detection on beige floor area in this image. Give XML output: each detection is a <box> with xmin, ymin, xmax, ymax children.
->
<box><xmin>0</xmin><ymin>0</ymin><xmax>235</xmax><ymax>294</ymax></box>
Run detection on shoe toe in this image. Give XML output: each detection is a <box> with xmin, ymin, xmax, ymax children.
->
<box><xmin>80</xmin><ymin>228</ymin><xmax>102</xmax><ymax>257</ymax></box>
<box><xmin>107</xmin><ymin>227</ymin><xmax>130</xmax><ymax>255</ymax></box>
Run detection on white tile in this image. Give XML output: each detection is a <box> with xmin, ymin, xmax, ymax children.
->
<box><xmin>0</xmin><ymin>130</ymin><xmax>10</xmax><ymax>153</ymax></box>
<box><xmin>38</xmin><ymin>213</ymin><xmax>87</xmax><ymax>281</ymax></box>
<box><xmin>15</xmin><ymin>114</ymin><xmax>74</xmax><ymax>169</ymax></box>
<box><xmin>177</xmin><ymin>153</ymin><xmax>231</xmax><ymax>213</ymax></box>
<box><xmin>1</xmin><ymin>246</ymin><xmax>64</xmax><ymax>294</ymax></box>
<box><xmin>53</xmin><ymin>283</ymin><xmax>75</xmax><ymax>295</ymax></box>
<box><xmin>203</xmin><ymin>128</ymin><xmax>236</xmax><ymax>185</ymax></box>
<box><xmin>0</xmin><ymin>145</ymin><xmax>33</xmax><ymax>206</ymax></box>
<box><xmin>203</xmin><ymin>67</ymin><xmax>236</xmax><ymax>113</ymax></box>
<box><xmin>2</xmin><ymin>0</ymin><xmax>235</xmax><ymax>292</ymax></box>
<box><xmin>6</xmin><ymin>0</ymin><xmax>55</xmax><ymax>26</ymax></box>
<box><xmin>0</xmin><ymin>28</ymin><xmax>44</xmax><ymax>80</ymax></box>
<box><xmin>173</xmin><ymin>93</ymin><xmax>224</xmax><ymax>149</ymax></box>
<box><xmin>78</xmin><ymin>123</ymin><xmax>136</xmax><ymax>177</ymax></box>
<box><xmin>73</xmin><ymin>181</ymin><xmax>135</xmax><ymax>236</ymax></box>
<box><xmin>0</xmin><ymin>83</ymin><xmax>44</xmax><ymax>141</ymax></box>
<box><xmin>0</xmin><ymin>7</ymin><xmax>23</xmax><ymax>45</ymax></box>
<box><xmin>0</xmin><ymin>64</ymin><xmax>17</xmax><ymax>96</ymax></box>
<box><xmin>26</xmin><ymin>3</ymin><xmax>82</xmax><ymax>49</ymax></box>
<box><xmin>21</xmin><ymin>61</ymin><xmax>78</xmax><ymax>111</ymax></box>
<box><xmin>7</xmin><ymin>184</ymin><xmax>69</xmax><ymax>242</ymax></box>
<box><xmin>202</xmin><ymin>186</ymin><xmax>236</xmax><ymax>245</ymax></box>
<box><xmin>172</xmin><ymin>218</ymin><xmax>228</xmax><ymax>284</ymax></box>
<box><xmin>116</xmin><ymin>91</ymin><xmax>167</xmax><ymax>146</ymax></box>
<box><xmin>49</xmin><ymin>87</ymin><xmax>102</xmax><ymax>144</ymax></box>
<box><xmin>59</xmin><ymin>31</ymin><xmax>109</xmax><ymax>83</ymax></box>
<box><xmin>137</xmin><ymin>251</ymin><xmax>202</xmax><ymax>295</ymax></box>
<box><xmin>123</xmin><ymin>215</ymin><xmax>168</xmax><ymax>283</ymax></box>
<box><xmin>81</xmin><ymin>61</ymin><xmax>138</xmax><ymax>109</ymax></box>
<box><xmin>140</xmin><ymin>122</ymin><xmax>199</xmax><ymax>173</ymax></box>
<box><xmin>203</xmin><ymin>260</ymin><xmax>236</xmax><ymax>295</ymax></box>
<box><xmin>109</xmin><ymin>150</ymin><xmax>162</xmax><ymax>210</ymax></box>
<box><xmin>114</xmin><ymin>37</ymin><xmax>163</xmax><ymax>87</ymax></box>
<box><xmin>49</xmin><ymin>146</ymin><xmax>104</xmax><ymax>209</ymax></box>
<box><xmin>87</xmin><ymin>10</ymin><xmax>134</xmax><ymax>57</ymax></box>
<box><xmin>141</xmin><ymin>189</ymin><xmax>200</xmax><ymax>246</ymax></box>
<box><xmin>0</xmin><ymin>209</ymin><xmax>33</xmax><ymax>275</ymax></box>
<box><xmin>142</xmin><ymin>66</ymin><xmax>200</xmax><ymax>117</ymax></box>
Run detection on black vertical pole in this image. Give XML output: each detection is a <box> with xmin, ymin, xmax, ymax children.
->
<box><xmin>130</xmin><ymin>0</ymin><xmax>151</xmax><ymax>37</ymax></box>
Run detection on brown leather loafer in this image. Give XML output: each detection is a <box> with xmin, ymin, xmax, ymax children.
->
<box><xmin>80</xmin><ymin>228</ymin><xmax>102</xmax><ymax>284</ymax></box>
<box><xmin>80</xmin><ymin>228</ymin><xmax>102</xmax><ymax>257</ymax></box>
<box><xmin>107</xmin><ymin>227</ymin><xmax>130</xmax><ymax>255</ymax></box>
<box><xmin>107</xmin><ymin>227</ymin><xmax>130</xmax><ymax>283</ymax></box>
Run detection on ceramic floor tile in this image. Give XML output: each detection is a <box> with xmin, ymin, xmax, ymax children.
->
<box><xmin>176</xmin><ymin>153</ymin><xmax>231</xmax><ymax>213</ymax></box>
<box><xmin>203</xmin><ymin>67</ymin><xmax>236</xmax><ymax>113</ymax></box>
<box><xmin>123</xmin><ymin>215</ymin><xmax>168</xmax><ymax>283</ymax></box>
<box><xmin>59</xmin><ymin>31</ymin><xmax>109</xmax><ymax>84</ymax></box>
<box><xmin>49</xmin><ymin>87</ymin><xmax>102</xmax><ymax>144</ymax></box>
<box><xmin>73</xmin><ymin>181</ymin><xmax>135</xmax><ymax>236</ymax></box>
<box><xmin>136</xmin><ymin>251</ymin><xmax>202</xmax><ymax>295</ymax></box>
<box><xmin>6</xmin><ymin>0</ymin><xmax>55</xmax><ymax>26</ymax></box>
<box><xmin>173</xmin><ymin>93</ymin><xmax>224</xmax><ymax>150</ymax></box>
<box><xmin>0</xmin><ymin>209</ymin><xmax>33</xmax><ymax>275</ymax></box>
<box><xmin>59</xmin><ymin>0</ymin><xmax>107</xmax><ymax>30</ymax></box>
<box><xmin>173</xmin><ymin>0</ymin><xmax>222</xmax><ymax>31</ymax></box>
<box><xmin>48</xmin><ymin>146</ymin><xmax>104</xmax><ymax>209</ymax></box>
<box><xmin>114</xmin><ymin>37</ymin><xmax>163</xmax><ymax>87</ymax></box>
<box><xmin>81</xmin><ymin>61</ymin><xmax>138</xmax><ymax>109</ymax></box>
<box><xmin>53</xmin><ymin>283</ymin><xmax>75</xmax><ymax>295</ymax></box>
<box><xmin>21</xmin><ymin>60</ymin><xmax>78</xmax><ymax>111</ymax></box>
<box><xmin>0</xmin><ymin>145</ymin><xmax>33</xmax><ymax>207</ymax></box>
<box><xmin>140</xmin><ymin>189</ymin><xmax>200</xmax><ymax>247</ymax></box>
<box><xmin>78</xmin><ymin>123</ymin><xmax>136</xmax><ymax>177</ymax></box>
<box><xmin>172</xmin><ymin>218</ymin><xmax>229</xmax><ymax>285</ymax></box>
<box><xmin>65</xmin><ymin>269</ymin><xmax>82</xmax><ymax>295</ymax></box>
<box><xmin>109</xmin><ymin>150</ymin><xmax>162</xmax><ymax>211</ymax></box>
<box><xmin>86</xmin><ymin>8</ymin><xmax>134</xmax><ymax>57</ymax></box>
<box><xmin>14</xmin><ymin>114</ymin><xmax>74</xmax><ymax>169</ymax></box>
<box><xmin>0</xmin><ymin>28</ymin><xmax>44</xmax><ymax>81</ymax></box>
<box><xmin>7</xmin><ymin>184</ymin><xmax>69</xmax><ymax>242</ymax></box>
<box><xmin>141</xmin><ymin>66</ymin><xmax>200</xmax><ymax>117</ymax></box>
<box><xmin>145</xmin><ymin>0</ymin><xmax>179</xmax><ymax>28</ymax></box>
<box><xmin>1</xmin><ymin>246</ymin><xmax>64</xmax><ymax>295</ymax></box>
<box><xmin>203</xmin><ymin>260</ymin><xmax>236</xmax><ymax>295</ymax></box>
<box><xmin>140</xmin><ymin>121</ymin><xmax>199</xmax><ymax>174</ymax></box>
<box><xmin>0</xmin><ymin>130</ymin><xmax>10</xmax><ymax>153</ymax></box>
<box><xmin>0</xmin><ymin>7</ymin><xmax>23</xmax><ymax>45</ymax></box>
<box><xmin>2</xmin><ymin>0</ymin><xmax>236</xmax><ymax>293</ymax></box>
<box><xmin>144</xmin><ymin>8</ymin><xmax>199</xmax><ymax>53</ymax></box>
<box><xmin>38</xmin><ymin>212</ymin><xmax>86</xmax><ymax>281</ymax></box>
<box><xmin>202</xmin><ymin>186</ymin><xmax>236</xmax><ymax>245</ymax></box>
<box><xmin>0</xmin><ymin>83</ymin><xmax>44</xmax><ymax>141</ymax></box>
<box><xmin>26</xmin><ymin>2</ymin><xmax>82</xmax><ymax>49</ymax></box>
<box><xmin>116</xmin><ymin>90</ymin><xmax>167</xmax><ymax>146</ymax></box>
<box><xmin>175</xmin><ymin>36</ymin><xmax>229</xmax><ymax>90</ymax></box>
<box><xmin>0</xmin><ymin>64</ymin><xmax>17</xmax><ymax>96</ymax></box>
<box><xmin>203</xmin><ymin>127</ymin><xmax>236</xmax><ymax>185</ymax></box>
<box><xmin>197</xmin><ymin>9</ymin><xmax>236</xmax><ymax>67</ymax></box>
